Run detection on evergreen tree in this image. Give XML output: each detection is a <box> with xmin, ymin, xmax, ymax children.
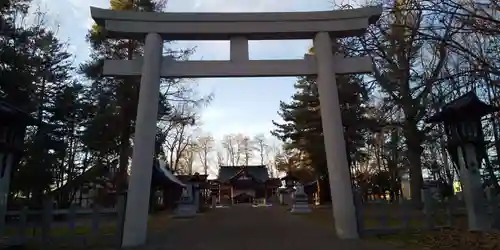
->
<box><xmin>1</xmin><ymin>0</ymin><xmax>80</xmax><ymax>206</ymax></box>
<box><xmin>272</xmin><ymin>42</ymin><xmax>376</xmax><ymax>203</ymax></box>
<box><xmin>80</xmin><ymin>0</ymin><xmax>195</xmax><ymax>191</ymax></box>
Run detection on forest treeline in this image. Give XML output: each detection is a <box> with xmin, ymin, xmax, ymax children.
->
<box><xmin>1</xmin><ymin>0</ymin><xmax>211</xmax><ymax>206</ymax></box>
<box><xmin>271</xmin><ymin>0</ymin><xmax>500</xmax><ymax>203</ymax></box>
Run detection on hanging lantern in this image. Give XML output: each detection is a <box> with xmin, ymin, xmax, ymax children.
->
<box><xmin>427</xmin><ymin>91</ymin><xmax>497</xmax><ymax>169</ymax></box>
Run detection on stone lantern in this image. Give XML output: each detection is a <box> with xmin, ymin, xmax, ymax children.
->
<box><xmin>189</xmin><ymin>172</ymin><xmax>207</xmax><ymax>211</ymax></box>
<box><xmin>427</xmin><ymin>91</ymin><xmax>497</xmax><ymax>231</ymax></box>
<box><xmin>280</xmin><ymin>172</ymin><xmax>298</xmax><ymax>206</ymax></box>
<box><xmin>290</xmin><ymin>183</ymin><xmax>311</xmax><ymax>214</ymax></box>
<box><xmin>0</xmin><ymin>101</ymin><xmax>35</xmax><ymax>229</ymax></box>
<box><xmin>210</xmin><ymin>181</ymin><xmax>219</xmax><ymax>208</ymax></box>
<box><xmin>281</xmin><ymin>171</ymin><xmax>298</xmax><ymax>189</ymax></box>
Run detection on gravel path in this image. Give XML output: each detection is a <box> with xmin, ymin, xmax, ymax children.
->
<box><xmin>126</xmin><ymin>204</ymin><xmax>403</xmax><ymax>250</ymax></box>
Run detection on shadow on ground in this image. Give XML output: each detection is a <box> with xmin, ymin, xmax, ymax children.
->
<box><xmin>125</xmin><ymin>204</ymin><xmax>403</xmax><ymax>250</ymax></box>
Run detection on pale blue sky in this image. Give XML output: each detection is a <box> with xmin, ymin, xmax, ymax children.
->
<box><xmin>34</xmin><ymin>0</ymin><xmax>335</xmax><ymax>143</ymax></box>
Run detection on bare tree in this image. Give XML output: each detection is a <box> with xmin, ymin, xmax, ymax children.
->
<box><xmin>222</xmin><ymin>134</ymin><xmax>238</xmax><ymax>165</ymax></box>
<box><xmin>183</xmin><ymin>142</ymin><xmax>198</xmax><ymax>174</ymax></box>
<box><xmin>221</xmin><ymin>133</ymin><xmax>256</xmax><ymax>165</ymax></box>
<box><xmin>238</xmin><ymin>135</ymin><xmax>254</xmax><ymax>165</ymax></box>
<box><xmin>162</xmin><ymin>103</ymin><xmax>197</xmax><ymax>173</ymax></box>
<box><xmin>253</xmin><ymin>133</ymin><xmax>268</xmax><ymax>165</ymax></box>
<box><xmin>357</xmin><ymin>0</ymin><xmax>454</xmax><ymax>203</ymax></box>
<box><xmin>196</xmin><ymin>134</ymin><xmax>215</xmax><ymax>175</ymax></box>
<box><xmin>216</xmin><ymin>149</ymin><xmax>225</xmax><ymax>166</ymax></box>
<box><xmin>267</xmin><ymin>139</ymin><xmax>282</xmax><ymax>178</ymax></box>
<box><xmin>164</xmin><ymin>123</ymin><xmax>192</xmax><ymax>173</ymax></box>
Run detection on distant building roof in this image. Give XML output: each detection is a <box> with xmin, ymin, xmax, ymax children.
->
<box><xmin>50</xmin><ymin>164</ymin><xmax>111</xmax><ymax>197</ymax></box>
<box><xmin>217</xmin><ymin>165</ymin><xmax>269</xmax><ymax>183</ymax></box>
<box><xmin>176</xmin><ymin>173</ymin><xmax>208</xmax><ymax>183</ymax></box>
<box><xmin>52</xmin><ymin>160</ymin><xmax>185</xmax><ymax>196</ymax></box>
<box><xmin>155</xmin><ymin>161</ymin><xmax>186</xmax><ymax>187</ymax></box>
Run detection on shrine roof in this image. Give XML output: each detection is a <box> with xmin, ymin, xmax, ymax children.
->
<box><xmin>154</xmin><ymin>161</ymin><xmax>186</xmax><ymax>187</ymax></box>
<box><xmin>51</xmin><ymin>160</ymin><xmax>186</xmax><ymax>196</ymax></box>
<box><xmin>176</xmin><ymin>173</ymin><xmax>209</xmax><ymax>183</ymax></box>
<box><xmin>0</xmin><ymin>101</ymin><xmax>36</xmax><ymax>124</ymax></box>
<box><xmin>217</xmin><ymin>165</ymin><xmax>269</xmax><ymax>183</ymax></box>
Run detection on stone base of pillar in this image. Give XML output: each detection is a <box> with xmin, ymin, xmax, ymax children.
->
<box><xmin>174</xmin><ymin>202</ymin><xmax>197</xmax><ymax>218</ymax></box>
<box><xmin>290</xmin><ymin>184</ymin><xmax>311</xmax><ymax>214</ymax></box>
<box><xmin>211</xmin><ymin>195</ymin><xmax>217</xmax><ymax>209</ymax></box>
<box><xmin>174</xmin><ymin>188</ymin><xmax>197</xmax><ymax>218</ymax></box>
<box><xmin>291</xmin><ymin>201</ymin><xmax>311</xmax><ymax>214</ymax></box>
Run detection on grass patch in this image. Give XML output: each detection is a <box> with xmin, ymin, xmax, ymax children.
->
<box><xmin>367</xmin><ymin>229</ymin><xmax>500</xmax><ymax>250</ymax></box>
<box><xmin>2</xmin><ymin>211</ymin><xmax>173</xmax><ymax>249</ymax></box>
<box><xmin>3</xmin><ymin>222</ymin><xmax>117</xmax><ymax>238</ymax></box>
<box><xmin>300</xmin><ymin>206</ymin><xmax>500</xmax><ymax>250</ymax></box>
<box><xmin>303</xmin><ymin>205</ymin><xmax>465</xmax><ymax>229</ymax></box>
<box><xmin>4</xmin><ymin>223</ymin><xmax>116</xmax><ymax>237</ymax></box>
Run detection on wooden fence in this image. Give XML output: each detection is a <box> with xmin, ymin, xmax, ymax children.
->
<box><xmin>1</xmin><ymin>196</ymin><xmax>126</xmax><ymax>249</ymax></box>
<box><xmin>354</xmin><ymin>189</ymin><xmax>500</xmax><ymax>236</ymax></box>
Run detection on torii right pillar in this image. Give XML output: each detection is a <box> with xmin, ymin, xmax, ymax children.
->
<box><xmin>315</xmin><ymin>32</ymin><xmax>359</xmax><ymax>239</ymax></box>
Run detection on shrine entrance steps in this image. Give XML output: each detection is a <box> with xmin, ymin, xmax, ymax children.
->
<box><xmin>127</xmin><ymin>205</ymin><xmax>402</xmax><ymax>250</ymax></box>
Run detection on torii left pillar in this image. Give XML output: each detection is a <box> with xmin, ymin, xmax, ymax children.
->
<box><xmin>315</xmin><ymin>32</ymin><xmax>359</xmax><ymax>238</ymax></box>
<box><xmin>121</xmin><ymin>33</ymin><xmax>163</xmax><ymax>247</ymax></box>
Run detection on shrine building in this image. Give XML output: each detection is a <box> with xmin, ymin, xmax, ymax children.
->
<box><xmin>215</xmin><ymin>165</ymin><xmax>281</xmax><ymax>204</ymax></box>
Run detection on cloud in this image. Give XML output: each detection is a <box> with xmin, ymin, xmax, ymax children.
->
<box><xmin>31</xmin><ymin>0</ymin><xmax>110</xmax><ymax>63</ymax></box>
<box><xmin>38</xmin><ymin>0</ymin><xmax>329</xmax><ymax>63</ymax></box>
<box><xmin>191</xmin><ymin>0</ymin><xmax>282</xmax><ymax>12</ymax></box>
<box><xmin>165</xmin><ymin>0</ymin><xmax>327</xmax><ymax>63</ymax></box>
<box><xmin>201</xmin><ymin>106</ymin><xmax>229</xmax><ymax>122</ymax></box>
<box><xmin>31</xmin><ymin>0</ymin><xmax>334</xmax><ymax>151</ymax></box>
<box><xmin>203</xmin><ymin>116</ymin><xmax>275</xmax><ymax>141</ymax></box>
<box><xmin>200</xmin><ymin>106</ymin><xmax>272</xmax><ymax>138</ymax></box>
<box><xmin>35</xmin><ymin>0</ymin><xmax>107</xmax><ymax>29</ymax></box>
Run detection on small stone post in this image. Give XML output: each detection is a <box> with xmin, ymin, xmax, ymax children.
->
<box><xmin>174</xmin><ymin>185</ymin><xmax>197</xmax><ymax>218</ymax></box>
<box><xmin>291</xmin><ymin>184</ymin><xmax>311</xmax><ymax>214</ymax></box>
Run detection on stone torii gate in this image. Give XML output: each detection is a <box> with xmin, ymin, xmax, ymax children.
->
<box><xmin>90</xmin><ymin>6</ymin><xmax>381</xmax><ymax>247</ymax></box>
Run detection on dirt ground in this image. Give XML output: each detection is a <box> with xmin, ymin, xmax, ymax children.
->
<box><xmin>125</xmin><ymin>204</ymin><xmax>403</xmax><ymax>250</ymax></box>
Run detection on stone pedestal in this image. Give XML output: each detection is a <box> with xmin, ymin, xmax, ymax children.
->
<box><xmin>291</xmin><ymin>185</ymin><xmax>311</xmax><ymax>214</ymax></box>
<box><xmin>485</xmin><ymin>185</ymin><xmax>494</xmax><ymax>214</ymax></box>
<box><xmin>211</xmin><ymin>195</ymin><xmax>217</xmax><ymax>209</ymax></box>
<box><xmin>193</xmin><ymin>183</ymin><xmax>200</xmax><ymax>212</ymax></box>
<box><xmin>421</xmin><ymin>188</ymin><xmax>434</xmax><ymax>216</ymax></box>
<box><xmin>458</xmin><ymin>144</ymin><xmax>490</xmax><ymax>231</ymax></box>
<box><xmin>174</xmin><ymin>185</ymin><xmax>197</xmax><ymax>218</ymax></box>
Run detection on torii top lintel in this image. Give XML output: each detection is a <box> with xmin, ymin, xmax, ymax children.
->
<box><xmin>90</xmin><ymin>6</ymin><xmax>382</xmax><ymax>40</ymax></box>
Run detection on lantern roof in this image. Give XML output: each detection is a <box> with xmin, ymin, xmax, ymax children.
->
<box><xmin>427</xmin><ymin>91</ymin><xmax>498</xmax><ymax>123</ymax></box>
<box><xmin>280</xmin><ymin>171</ymin><xmax>299</xmax><ymax>181</ymax></box>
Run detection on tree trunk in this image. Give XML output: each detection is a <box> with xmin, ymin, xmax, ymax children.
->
<box><xmin>117</xmin><ymin>40</ymin><xmax>136</xmax><ymax>192</ymax></box>
<box><xmin>317</xmin><ymin>177</ymin><xmax>331</xmax><ymax>204</ymax></box>
<box><xmin>404</xmin><ymin>121</ymin><xmax>424</xmax><ymax>205</ymax></box>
